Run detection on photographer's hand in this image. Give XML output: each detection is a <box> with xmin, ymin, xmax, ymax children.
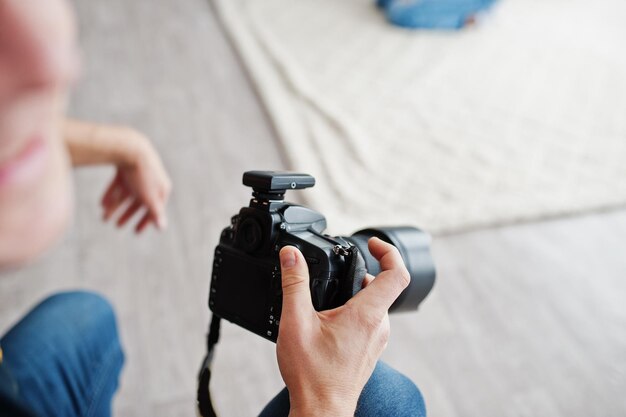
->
<box><xmin>64</xmin><ymin>119</ymin><xmax>172</xmax><ymax>233</ymax></box>
<box><xmin>277</xmin><ymin>237</ymin><xmax>410</xmax><ymax>417</ymax></box>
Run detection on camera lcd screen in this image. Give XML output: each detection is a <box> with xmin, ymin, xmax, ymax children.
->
<box><xmin>214</xmin><ymin>249</ymin><xmax>274</xmax><ymax>330</ymax></box>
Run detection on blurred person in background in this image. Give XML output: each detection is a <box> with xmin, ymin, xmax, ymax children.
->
<box><xmin>0</xmin><ymin>0</ymin><xmax>170</xmax><ymax>415</ymax></box>
<box><xmin>0</xmin><ymin>1</ymin><xmax>425</xmax><ymax>416</ymax></box>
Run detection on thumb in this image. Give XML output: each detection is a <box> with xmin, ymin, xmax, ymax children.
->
<box><xmin>279</xmin><ymin>246</ymin><xmax>313</xmax><ymax>321</ymax></box>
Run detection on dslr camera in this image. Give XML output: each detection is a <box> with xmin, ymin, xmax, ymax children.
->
<box><xmin>209</xmin><ymin>171</ymin><xmax>436</xmax><ymax>342</ymax></box>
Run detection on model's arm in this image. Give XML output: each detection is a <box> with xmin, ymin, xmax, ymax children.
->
<box><xmin>64</xmin><ymin>119</ymin><xmax>143</xmax><ymax>166</ymax></box>
<box><xmin>63</xmin><ymin>119</ymin><xmax>172</xmax><ymax>233</ymax></box>
<box><xmin>277</xmin><ymin>238</ymin><xmax>410</xmax><ymax>417</ymax></box>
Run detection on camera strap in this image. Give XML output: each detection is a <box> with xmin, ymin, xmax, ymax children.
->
<box><xmin>197</xmin><ymin>313</ymin><xmax>222</xmax><ymax>417</ymax></box>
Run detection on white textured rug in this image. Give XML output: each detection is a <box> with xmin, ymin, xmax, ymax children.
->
<box><xmin>214</xmin><ymin>0</ymin><xmax>626</xmax><ymax>234</ymax></box>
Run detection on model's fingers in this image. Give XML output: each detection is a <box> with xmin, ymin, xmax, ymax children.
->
<box><xmin>141</xmin><ymin>188</ymin><xmax>169</xmax><ymax>230</ymax></box>
<box><xmin>103</xmin><ymin>188</ymin><xmax>130</xmax><ymax>221</ymax></box>
<box><xmin>101</xmin><ymin>180</ymin><xmax>118</xmax><ymax>208</ymax></box>
<box><xmin>279</xmin><ymin>246</ymin><xmax>313</xmax><ymax>323</ymax></box>
<box><xmin>145</xmin><ymin>203</ymin><xmax>167</xmax><ymax>230</ymax></box>
<box><xmin>158</xmin><ymin>188</ymin><xmax>171</xmax><ymax>229</ymax></box>
<box><xmin>116</xmin><ymin>200</ymin><xmax>142</xmax><ymax>227</ymax></box>
<box><xmin>101</xmin><ymin>171</ymin><xmax>123</xmax><ymax>207</ymax></box>
<box><xmin>142</xmin><ymin>189</ymin><xmax>160</xmax><ymax>213</ymax></box>
<box><xmin>134</xmin><ymin>211</ymin><xmax>153</xmax><ymax>234</ymax></box>
<box><xmin>159</xmin><ymin>177</ymin><xmax>172</xmax><ymax>202</ymax></box>
<box><xmin>350</xmin><ymin>238</ymin><xmax>410</xmax><ymax>316</ymax></box>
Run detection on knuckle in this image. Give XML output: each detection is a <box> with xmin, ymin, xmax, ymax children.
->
<box><xmin>342</xmin><ymin>301</ymin><xmax>360</xmax><ymax>320</ymax></box>
<box><xmin>377</xmin><ymin>316</ymin><xmax>390</xmax><ymax>347</ymax></box>
<box><xmin>397</xmin><ymin>268</ymin><xmax>411</xmax><ymax>289</ymax></box>
<box><xmin>386</xmin><ymin>244</ymin><xmax>401</xmax><ymax>259</ymax></box>
<box><xmin>383</xmin><ymin>246</ymin><xmax>405</xmax><ymax>267</ymax></box>
<box><xmin>379</xmin><ymin>325</ymin><xmax>390</xmax><ymax>345</ymax></box>
<box><xmin>281</xmin><ymin>272</ymin><xmax>308</xmax><ymax>293</ymax></box>
<box><xmin>359</xmin><ymin>310</ymin><xmax>385</xmax><ymax>333</ymax></box>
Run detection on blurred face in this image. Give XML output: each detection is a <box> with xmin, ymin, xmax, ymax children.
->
<box><xmin>0</xmin><ymin>0</ymin><xmax>79</xmax><ymax>269</ymax></box>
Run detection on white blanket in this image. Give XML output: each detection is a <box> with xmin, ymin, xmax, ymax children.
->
<box><xmin>214</xmin><ymin>0</ymin><xmax>626</xmax><ymax>234</ymax></box>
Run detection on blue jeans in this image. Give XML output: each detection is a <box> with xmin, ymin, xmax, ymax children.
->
<box><xmin>0</xmin><ymin>292</ymin><xmax>424</xmax><ymax>417</ymax></box>
<box><xmin>259</xmin><ymin>361</ymin><xmax>426</xmax><ymax>417</ymax></box>
<box><xmin>0</xmin><ymin>291</ymin><xmax>124</xmax><ymax>417</ymax></box>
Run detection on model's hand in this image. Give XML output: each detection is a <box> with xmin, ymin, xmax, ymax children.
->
<box><xmin>100</xmin><ymin>130</ymin><xmax>171</xmax><ymax>233</ymax></box>
<box><xmin>276</xmin><ymin>237</ymin><xmax>410</xmax><ymax>417</ymax></box>
<box><xmin>64</xmin><ymin>120</ymin><xmax>172</xmax><ymax>233</ymax></box>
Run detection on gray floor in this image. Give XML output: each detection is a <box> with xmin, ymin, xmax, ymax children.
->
<box><xmin>0</xmin><ymin>1</ymin><xmax>624</xmax><ymax>416</ymax></box>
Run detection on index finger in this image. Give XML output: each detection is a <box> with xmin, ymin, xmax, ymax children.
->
<box><xmin>348</xmin><ymin>237</ymin><xmax>410</xmax><ymax>316</ymax></box>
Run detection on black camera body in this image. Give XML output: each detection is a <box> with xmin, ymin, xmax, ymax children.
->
<box><xmin>209</xmin><ymin>171</ymin><xmax>436</xmax><ymax>342</ymax></box>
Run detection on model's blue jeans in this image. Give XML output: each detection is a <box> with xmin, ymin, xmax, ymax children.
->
<box><xmin>0</xmin><ymin>292</ymin><xmax>425</xmax><ymax>417</ymax></box>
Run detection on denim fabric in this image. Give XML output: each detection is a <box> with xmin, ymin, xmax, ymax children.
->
<box><xmin>0</xmin><ymin>291</ymin><xmax>124</xmax><ymax>417</ymax></box>
<box><xmin>384</xmin><ymin>0</ymin><xmax>498</xmax><ymax>29</ymax></box>
<box><xmin>259</xmin><ymin>361</ymin><xmax>426</xmax><ymax>417</ymax></box>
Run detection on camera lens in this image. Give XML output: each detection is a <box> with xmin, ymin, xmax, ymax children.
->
<box><xmin>345</xmin><ymin>227</ymin><xmax>436</xmax><ymax>313</ymax></box>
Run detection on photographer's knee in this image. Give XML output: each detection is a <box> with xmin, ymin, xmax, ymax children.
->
<box><xmin>39</xmin><ymin>291</ymin><xmax>124</xmax><ymax>362</ymax></box>
<box><xmin>356</xmin><ymin>361</ymin><xmax>426</xmax><ymax>417</ymax></box>
<box><xmin>45</xmin><ymin>291</ymin><xmax>116</xmax><ymax>331</ymax></box>
<box><xmin>0</xmin><ymin>291</ymin><xmax>124</xmax><ymax>416</ymax></box>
